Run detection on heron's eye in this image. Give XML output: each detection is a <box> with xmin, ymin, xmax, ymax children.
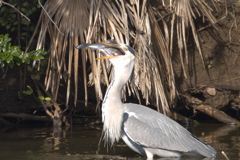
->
<box><xmin>113</xmin><ymin>52</ymin><xmax>120</xmax><ymax>56</ymax></box>
<box><xmin>122</xmin><ymin>47</ymin><xmax>128</xmax><ymax>51</ymax></box>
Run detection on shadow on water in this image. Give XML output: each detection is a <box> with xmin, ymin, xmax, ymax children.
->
<box><xmin>0</xmin><ymin>123</ymin><xmax>239</xmax><ymax>160</ymax></box>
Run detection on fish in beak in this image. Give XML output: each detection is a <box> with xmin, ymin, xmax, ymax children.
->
<box><xmin>75</xmin><ymin>40</ymin><xmax>125</xmax><ymax>60</ymax></box>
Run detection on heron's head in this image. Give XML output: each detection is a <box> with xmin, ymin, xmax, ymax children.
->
<box><xmin>75</xmin><ymin>41</ymin><xmax>135</xmax><ymax>67</ymax></box>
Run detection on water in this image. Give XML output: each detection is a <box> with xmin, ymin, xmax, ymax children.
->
<box><xmin>0</xmin><ymin>123</ymin><xmax>239</xmax><ymax>160</ymax></box>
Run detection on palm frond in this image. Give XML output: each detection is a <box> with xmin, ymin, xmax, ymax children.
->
<box><xmin>36</xmin><ymin>0</ymin><xmax>90</xmax><ymax>106</ymax></box>
<box><xmin>32</xmin><ymin>0</ymin><xmax>218</xmax><ymax>115</ymax></box>
<box><xmin>169</xmin><ymin>0</ymin><xmax>217</xmax><ymax>77</ymax></box>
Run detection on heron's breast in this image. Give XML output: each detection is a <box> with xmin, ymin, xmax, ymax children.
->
<box><xmin>102</xmin><ymin>103</ymin><xmax>124</xmax><ymax>143</ymax></box>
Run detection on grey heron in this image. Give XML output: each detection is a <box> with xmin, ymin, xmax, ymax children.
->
<box><xmin>76</xmin><ymin>41</ymin><xmax>216</xmax><ymax>158</ymax></box>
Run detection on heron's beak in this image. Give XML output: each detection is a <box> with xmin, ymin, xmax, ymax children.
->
<box><xmin>96</xmin><ymin>55</ymin><xmax>120</xmax><ymax>60</ymax></box>
<box><xmin>75</xmin><ymin>42</ymin><xmax>124</xmax><ymax>60</ymax></box>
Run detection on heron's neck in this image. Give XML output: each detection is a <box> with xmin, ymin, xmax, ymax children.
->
<box><xmin>103</xmin><ymin>64</ymin><xmax>133</xmax><ymax>105</ymax></box>
<box><xmin>101</xmin><ymin>61</ymin><xmax>134</xmax><ymax>145</ymax></box>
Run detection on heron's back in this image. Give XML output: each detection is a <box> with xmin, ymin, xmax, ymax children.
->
<box><xmin>122</xmin><ymin>103</ymin><xmax>216</xmax><ymax>158</ymax></box>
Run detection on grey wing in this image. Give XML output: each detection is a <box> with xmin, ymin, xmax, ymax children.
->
<box><xmin>122</xmin><ymin>103</ymin><xmax>216</xmax><ymax>157</ymax></box>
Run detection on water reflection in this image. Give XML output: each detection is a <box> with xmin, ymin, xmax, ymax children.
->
<box><xmin>0</xmin><ymin>123</ymin><xmax>239</xmax><ymax>160</ymax></box>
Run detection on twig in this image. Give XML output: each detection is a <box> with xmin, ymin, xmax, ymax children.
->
<box><xmin>197</xmin><ymin>15</ymin><xmax>227</xmax><ymax>32</ymax></box>
<box><xmin>229</xmin><ymin>20</ymin><xmax>235</xmax><ymax>43</ymax></box>
<box><xmin>0</xmin><ymin>1</ymin><xmax>30</xmax><ymax>21</ymax></box>
<box><xmin>38</xmin><ymin>0</ymin><xmax>64</xmax><ymax>35</ymax></box>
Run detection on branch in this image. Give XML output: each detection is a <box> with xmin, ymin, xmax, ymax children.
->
<box><xmin>33</xmin><ymin>80</ymin><xmax>54</xmax><ymax>119</ymax></box>
<box><xmin>184</xmin><ymin>95</ymin><xmax>240</xmax><ymax>125</ymax></box>
<box><xmin>0</xmin><ymin>1</ymin><xmax>30</xmax><ymax>21</ymax></box>
<box><xmin>0</xmin><ymin>113</ymin><xmax>51</xmax><ymax>122</ymax></box>
<box><xmin>38</xmin><ymin>0</ymin><xmax>64</xmax><ymax>35</ymax></box>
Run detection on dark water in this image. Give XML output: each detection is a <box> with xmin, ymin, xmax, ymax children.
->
<box><xmin>0</xmin><ymin>123</ymin><xmax>239</xmax><ymax>160</ymax></box>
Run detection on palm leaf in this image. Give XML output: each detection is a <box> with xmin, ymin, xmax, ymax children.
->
<box><xmin>31</xmin><ymin>0</ymin><xmax>217</xmax><ymax>116</ymax></box>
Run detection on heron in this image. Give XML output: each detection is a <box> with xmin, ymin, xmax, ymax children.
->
<box><xmin>76</xmin><ymin>41</ymin><xmax>216</xmax><ymax>158</ymax></box>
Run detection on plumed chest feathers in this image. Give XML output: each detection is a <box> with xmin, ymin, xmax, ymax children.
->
<box><xmin>102</xmin><ymin>101</ymin><xmax>124</xmax><ymax>146</ymax></box>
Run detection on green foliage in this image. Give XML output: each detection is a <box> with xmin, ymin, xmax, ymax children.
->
<box><xmin>38</xmin><ymin>96</ymin><xmax>51</xmax><ymax>101</ymax></box>
<box><xmin>19</xmin><ymin>86</ymin><xmax>51</xmax><ymax>103</ymax></box>
<box><xmin>0</xmin><ymin>0</ymin><xmax>43</xmax><ymax>38</ymax></box>
<box><xmin>0</xmin><ymin>34</ymin><xmax>47</xmax><ymax>68</ymax></box>
<box><xmin>0</xmin><ymin>34</ymin><xmax>21</xmax><ymax>67</ymax></box>
<box><xmin>22</xmin><ymin>85</ymin><xmax>33</xmax><ymax>95</ymax></box>
<box><xmin>18</xmin><ymin>85</ymin><xmax>33</xmax><ymax>100</ymax></box>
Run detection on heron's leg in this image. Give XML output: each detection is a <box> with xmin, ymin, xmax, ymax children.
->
<box><xmin>144</xmin><ymin>148</ymin><xmax>182</xmax><ymax>158</ymax></box>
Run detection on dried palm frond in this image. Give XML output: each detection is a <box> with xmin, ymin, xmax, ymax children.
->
<box><xmin>87</xmin><ymin>0</ymin><xmax>173</xmax><ymax>113</ymax></box>
<box><xmin>35</xmin><ymin>0</ymin><xmax>90</xmax><ymax>107</ymax></box>
<box><xmin>163</xmin><ymin>0</ymin><xmax>217</xmax><ymax>77</ymax></box>
<box><xmin>31</xmin><ymin>0</ymin><xmax>217</xmax><ymax>116</ymax></box>
<box><xmin>148</xmin><ymin>7</ymin><xmax>177</xmax><ymax>111</ymax></box>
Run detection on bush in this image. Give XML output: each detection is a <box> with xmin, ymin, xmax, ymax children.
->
<box><xmin>0</xmin><ymin>34</ymin><xmax>46</xmax><ymax>68</ymax></box>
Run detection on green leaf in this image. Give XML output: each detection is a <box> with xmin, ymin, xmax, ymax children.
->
<box><xmin>38</xmin><ymin>96</ymin><xmax>51</xmax><ymax>101</ymax></box>
<box><xmin>3</xmin><ymin>34</ymin><xmax>11</xmax><ymax>42</ymax></box>
<box><xmin>22</xmin><ymin>90</ymin><xmax>33</xmax><ymax>95</ymax></box>
<box><xmin>44</xmin><ymin>97</ymin><xmax>51</xmax><ymax>101</ymax></box>
<box><xmin>23</xmin><ymin>90</ymin><xmax>32</xmax><ymax>95</ymax></box>
<box><xmin>0</xmin><ymin>6</ymin><xmax>7</xmax><ymax>13</ymax></box>
<box><xmin>6</xmin><ymin>24</ymin><xmax>11</xmax><ymax>30</ymax></box>
<box><xmin>22</xmin><ymin>58</ymin><xmax>30</xmax><ymax>64</ymax></box>
<box><xmin>27</xmin><ymin>85</ymin><xmax>33</xmax><ymax>90</ymax></box>
<box><xmin>13</xmin><ymin>21</ymin><xmax>18</xmax><ymax>25</ymax></box>
<box><xmin>20</xmin><ymin>7</ymin><xmax>27</xmax><ymax>13</ymax></box>
<box><xmin>1</xmin><ymin>19</ymin><xmax>8</xmax><ymax>26</ymax></box>
<box><xmin>21</xmin><ymin>19</ymin><xmax>30</xmax><ymax>25</ymax></box>
<box><xmin>10</xmin><ymin>27</ymin><xmax>16</xmax><ymax>32</ymax></box>
<box><xmin>27</xmin><ymin>50</ymin><xmax>36</xmax><ymax>56</ymax></box>
<box><xmin>9</xmin><ymin>61</ymin><xmax>14</xmax><ymax>68</ymax></box>
<box><xmin>11</xmin><ymin>49</ymin><xmax>22</xmax><ymax>57</ymax></box>
<box><xmin>4</xmin><ymin>42</ymin><xmax>11</xmax><ymax>51</ymax></box>
<box><xmin>16</xmin><ymin>62</ymin><xmax>21</xmax><ymax>66</ymax></box>
<box><xmin>38</xmin><ymin>96</ymin><xmax>45</xmax><ymax>100</ymax></box>
<box><xmin>38</xmin><ymin>49</ymin><xmax>47</xmax><ymax>55</ymax></box>
<box><xmin>6</xmin><ymin>55</ymin><xmax>13</xmax><ymax>63</ymax></box>
<box><xmin>22</xmin><ymin>85</ymin><xmax>33</xmax><ymax>95</ymax></box>
<box><xmin>31</xmin><ymin>73</ymin><xmax>40</xmax><ymax>80</ymax></box>
<box><xmin>33</xmin><ymin>55</ymin><xmax>44</xmax><ymax>61</ymax></box>
<box><xmin>1</xmin><ymin>54</ymin><xmax>7</xmax><ymax>60</ymax></box>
